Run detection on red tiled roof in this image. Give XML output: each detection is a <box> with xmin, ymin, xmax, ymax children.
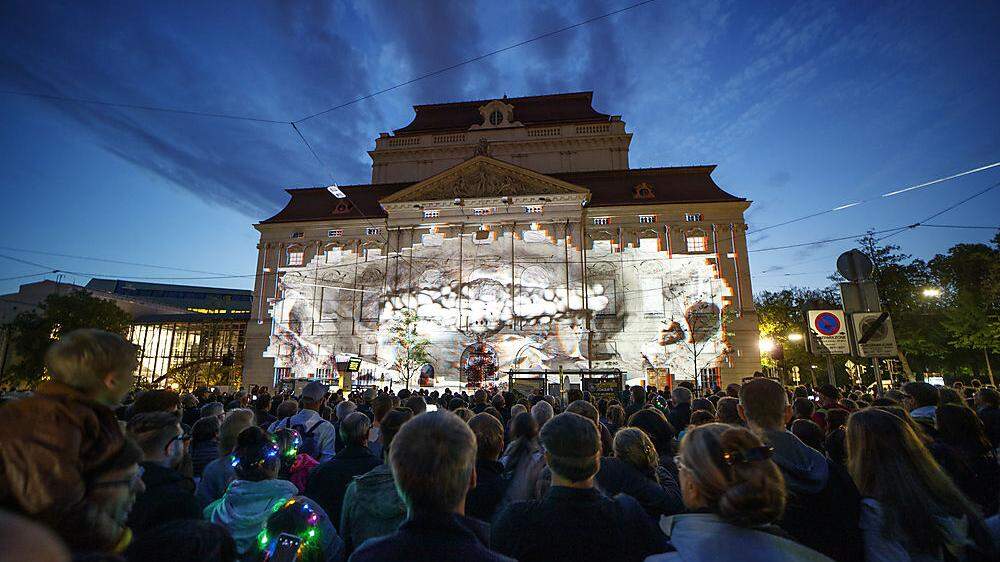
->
<box><xmin>393</xmin><ymin>91</ymin><xmax>611</xmax><ymax>135</ymax></box>
<box><xmin>259</xmin><ymin>166</ymin><xmax>743</xmax><ymax>225</ymax></box>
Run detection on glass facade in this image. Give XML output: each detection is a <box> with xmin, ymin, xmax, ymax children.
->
<box><xmin>128</xmin><ymin>316</ymin><xmax>247</xmax><ymax>389</ymax></box>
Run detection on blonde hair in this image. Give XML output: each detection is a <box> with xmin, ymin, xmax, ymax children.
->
<box><xmin>613</xmin><ymin>428</ymin><xmax>659</xmax><ymax>482</ymax></box>
<box><xmin>219</xmin><ymin>408</ymin><xmax>255</xmax><ymax>456</ymax></box>
<box><xmin>679</xmin><ymin>423</ymin><xmax>786</xmax><ymax>527</ymax></box>
<box><xmin>45</xmin><ymin>329</ymin><xmax>138</xmax><ymax>391</ymax></box>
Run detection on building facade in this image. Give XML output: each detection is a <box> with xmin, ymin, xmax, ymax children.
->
<box><xmin>246</xmin><ymin>92</ymin><xmax>759</xmax><ymax>389</ymax></box>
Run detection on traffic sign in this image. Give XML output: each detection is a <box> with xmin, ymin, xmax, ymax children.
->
<box><xmin>851</xmin><ymin>312</ymin><xmax>898</xmax><ymax>357</ymax></box>
<box><xmin>807</xmin><ymin>310</ymin><xmax>850</xmax><ymax>355</ymax></box>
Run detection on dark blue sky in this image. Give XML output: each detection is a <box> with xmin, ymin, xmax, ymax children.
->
<box><xmin>2</xmin><ymin>0</ymin><xmax>999</xmax><ymax>295</ymax></box>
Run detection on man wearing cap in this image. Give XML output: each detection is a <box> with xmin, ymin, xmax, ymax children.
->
<box><xmin>491</xmin><ymin>412</ymin><xmax>667</xmax><ymax>562</ymax></box>
<box><xmin>269</xmin><ymin>381</ymin><xmax>337</xmax><ymax>462</ymax></box>
<box><xmin>811</xmin><ymin>384</ymin><xmax>854</xmax><ymax>431</ymax></box>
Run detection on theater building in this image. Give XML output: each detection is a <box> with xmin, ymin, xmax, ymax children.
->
<box><xmin>245</xmin><ymin>92</ymin><xmax>759</xmax><ymax>389</ymax></box>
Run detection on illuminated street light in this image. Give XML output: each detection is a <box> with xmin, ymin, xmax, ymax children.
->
<box><xmin>759</xmin><ymin>337</ymin><xmax>776</xmax><ymax>354</ymax></box>
<box><xmin>788</xmin><ymin>333</ymin><xmax>804</xmax><ymax>342</ymax></box>
<box><xmin>921</xmin><ymin>287</ymin><xmax>942</xmax><ymax>298</ymax></box>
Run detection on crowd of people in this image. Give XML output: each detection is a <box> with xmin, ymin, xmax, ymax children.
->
<box><xmin>2</xmin><ymin>328</ymin><xmax>1000</xmax><ymax>561</ymax></box>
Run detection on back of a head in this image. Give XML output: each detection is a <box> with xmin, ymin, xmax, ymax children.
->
<box><xmin>716</xmin><ymin>397</ymin><xmax>740</xmax><ymax>424</ymax></box>
<box><xmin>219</xmin><ymin>408</ymin><xmax>255</xmax><ymax>456</ymax></box>
<box><xmin>133</xmin><ymin>389</ymin><xmax>181</xmax><ymax>415</ymax></box>
<box><xmin>201</xmin><ymin>402</ymin><xmax>224</xmax><ymax>419</ymax></box>
<box><xmin>276</xmin><ymin>399</ymin><xmax>299</xmax><ymax>419</ymax></box>
<box><xmin>566</xmin><ymin>388</ymin><xmax>584</xmax><ymax>404</ymax></box>
<box><xmin>902</xmin><ymin>382</ymin><xmax>939</xmax><ymax>408</ymax></box>
<box><xmin>334</xmin><ymin>400</ymin><xmax>356</xmax><ymax>421</ymax></box>
<box><xmin>339</xmin><ymin>411</ymin><xmax>372</xmax><ymax>447</ymax></box>
<box><xmin>725</xmin><ymin>383</ymin><xmax>741</xmax><ymax>398</ymax></box>
<box><xmin>125</xmin><ymin>520</ymin><xmax>236</xmax><ymax>562</ymax></box>
<box><xmin>936</xmin><ymin>404</ymin><xmax>991</xmax><ymax>453</ymax></box>
<box><xmin>628</xmin><ymin>408</ymin><xmax>675</xmax><ymax>456</ymax></box>
<box><xmin>791</xmin><ymin>397</ymin><xmax>815</xmax><ymax>418</ymax></box>
<box><xmin>272</xmin><ymin>428</ymin><xmax>303</xmax><ymax>466</ymax></box>
<box><xmin>191</xmin><ymin>416</ymin><xmax>221</xmax><ymax>442</ymax></box>
<box><xmin>739</xmin><ymin>378</ymin><xmax>788</xmax><ymax>429</ymax></box>
<box><xmin>127</xmin><ymin>412</ymin><xmax>181</xmax><ymax>457</ymax></box>
<box><xmin>790</xmin><ymin>419</ymin><xmax>825</xmax><ymax>452</ymax></box>
<box><xmin>679</xmin><ymin>423</ymin><xmax>785</xmax><ymax>527</ymax></box>
<box><xmin>510</xmin><ymin>403</ymin><xmax>528</xmax><ymax>420</ymax></box>
<box><xmin>390</xmin><ymin>411</ymin><xmax>476</xmax><ymax>512</ymax></box>
<box><xmin>689</xmin><ymin>410</ymin><xmax>717</xmax><ymax>427</ymax></box>
<box><xmin>606</xmin><ymin>404</ymin><xmax>625</xmax><ymax>427</ymax></box>
<box><xmin>372</xmin><ymin>395</ymin><xmax>394</xmax><ymax>422</ymax></box>
<box><xmin>531</xmin><ymin>400</ymin><xmax>554</xmax><ymax>427</ymax></box>
<box><xmin>977</xmin><ymin>388</ymin><xmax>1000</xmax><ymax>408</ymax></box>
<box><xmin>825</xmin><ymin>408</ymin><xmax>850</xmax><ymax>431</ymax></box>
<box><xmin>691</xmin><ymin>398</ymin><xmax>715</xmax><ymax>414</ymax></box>
<box><xmin>937</xmin><ymin>388</ymin><xmax>965</xmax><ymax>407</ymax></box>
<box><xmin>510</xmin><ymin>411</ymin><xmax>539</xmax><ymax>443</ymax></box>
<box><xmin>260</xmin><ymin>497</ymin><xmax>334</xmax><ymax>562</ymax></box>
<box><xmin>672</xmin><ymin>386</ymin><xmax>692</xmax><ymax>404</ymax></box>
<box><xmin>613</xmin><ymin>427</ymin><xmax>659</xmax><ymax>480</ymax></box>
<box><xmin>817</xmin><ymin>384</ymin><xmax>841</xmax><ymax>402</ymax></box>
<box><xmin>566</xmin><ymin>399</ymin><xmax>599</xmax><ymax>427</ymax></box>
<box><xmin>630</xmin><ymin>385</ymin><xmax>647</xmax><ymax>404</ymax></box>
<box><xmin>540</xmin><ymin>412</ymin><xmax>600</xmax><ymax>482</ymax></box>
<box><xmin>473</xmin><ymin>389</ymin><xmax>487</xmax><ymax>404</ymax></box>
<box><xmin>232</xmin><ymin>426</ymin><xmax>280</xmax><ymax>481</ymax></box>
<box><xmin>45</xmin><ymin>328</ymin><xmax>138</xmax><ymax>393</ymax></box>
<box><xmin>403</xmin><ymin>395</ymin><xmax>427</xmax><ymax>416</ymax></box>
<box><xmin>380</xmin><ymin>408</ymin><xmax>413</xmax><ymax>453</ymax></box>
<box><xmin>468</xmin><ymin>412</ymin><xmax>504</xmax><ymax>461</ymax></box>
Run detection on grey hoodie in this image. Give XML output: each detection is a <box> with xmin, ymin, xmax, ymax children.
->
<box><xmin>763</xmin><ymin>429</ymin><xmax>829</xmax><ymax>495</ymax></box>
<box><xmin>340</xmin><ymin>464</ymin><xmax>406</xmax><ymax>554</ymax></box>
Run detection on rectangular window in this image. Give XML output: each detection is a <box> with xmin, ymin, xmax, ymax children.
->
<box><xmin>686</xmin><ymin>236</ymin><xmax>708</xmax><ymax>253</ymax></box>
<box><xmin>641</xmin><ymin>277</ymin><xmax>663</xmax><ymax>315</ymax></box>
<box><xmin>287</xmin><ymin>251</ymin><xmax>304</xmax><ymax>266</ymax></box>
<box><xmin>327</xmin><ymin>229</ymin><xmax>343</xmax><ymax>237</ymax></box>
<box><xmin>291</xmin><ymin>231</ymin><xmax>304</xmax><ymax>238</ymax></box>
<box><xmin>593</xmin><ymin>217</ymin><xmax>611</xmax><ymax>225</ymax></box>
<box><xmin>365</xmin><ymin>227</ymin><xmax>380</xmax><ymax>236</ymax></box>
<box><xmin>523</xmin><ymin>205</ymin><xmax>543</xmax><ymax>214</ymax></box>
<box><xmin>684</xmin><ymin>213</ymin><xmax>702</xmax><ymax>222</ymax></box>
<box><xmin>422</xmin><ymin>209</ymin><xmax>440</xmax><ymax>219</ymax></box>
<box><xmin>473</xmin><ymin>207</ymin><xmax>492</xmax><ymax>216</ymax></box>
<box><xmin>639</xmin><ymin>215</ymin><xmax>656</xmax><ymax>224</ymax></box>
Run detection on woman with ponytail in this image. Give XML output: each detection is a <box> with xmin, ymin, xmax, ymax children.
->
<box><xmin>204</xmin><ymin>426</ymin><xmax>301</xmax><ymax>557</ymax></box>
<box><xmin>646</xmin><ymin>423</ymin><xmax>832</xmax><ymax>561</ymax></box>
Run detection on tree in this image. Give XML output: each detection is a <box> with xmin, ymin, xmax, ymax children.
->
<box><xmin>386</xmin><ymin>308</ymin><xmax>432</xmax><ymax>390</ymax></box>
<box><xmin>4</xmin><ymin>290</ymin><xmax>132</xmax><ymax>386</ymax></box>
<box><xmin>755</xmin><ymin>286</ymin><xmax>841</xmax><ymax>384</ymax></box>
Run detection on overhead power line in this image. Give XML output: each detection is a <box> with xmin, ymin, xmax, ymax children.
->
<box><xmin>878</xmin><ymin>179</ymin><xmax>1000</xmax><ymax>242</ymax></box>
<box><xmin>0</xmin><ymin>245</ymin><xmax>233</xmax><ymax>275</ymax></box>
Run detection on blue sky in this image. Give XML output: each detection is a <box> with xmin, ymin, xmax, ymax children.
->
<box><xmin>2</xmin><ymin>0</ymin><xmax>998</xmax><ymax>296</ymax></box>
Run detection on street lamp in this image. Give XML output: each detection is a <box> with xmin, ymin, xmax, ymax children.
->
<box><xmin>788</xmin><ymin>333</ymin><xmax>804</xmax><ymax>342</ymax></box>
<box><xmin>921</xmin><ymin>287</ymin><xmax>942</xmax><ymax>298</ymax></box>
<box><xmin>759</xmin><ymin>337</ymin><xmax>775</xmax><ymax>354</ymax></box>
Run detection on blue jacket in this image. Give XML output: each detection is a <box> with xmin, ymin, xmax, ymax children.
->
<box><xmin>349</xmin><ymin>509</ymin><xmax>513</xmax><ymax>562</ymax></box>
<box><xmin>646</xmin><ymin>513</ymin><xmax>833</xmax><ymax>562</ymax></box>
<box><xmin>204</xmin><ymin>478</ymin><xmax>299</xmax><ymax>556</ymax></box>
<box><xmin>195</xmin><ymin>455</ymin><xmax>237</xmax><ymax>508</ymax></box>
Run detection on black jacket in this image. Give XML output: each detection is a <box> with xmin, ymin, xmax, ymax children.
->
<box><xmin>306</xmin><ymin>444</ymin><xmax>381</xmax><ymax>531</ymax></box>
<box><xmin>466</xmin><ymin>459</ymin><xmax>507</xmax><ymax>522</ymax></box>
<box><xmin>491</xmin><ymin>486</ymin><xmax>668</xmax><ymax>562</ymax></box>
<box><xmin>978</xmin><ymin>406</ymin><xmax>1000</xmax><ymax>449</ymax></box>
<box><xmin>127</xmin><ymin>462</ymin><xmax>201</xmax><ymax>535</ymax></box>
<box><xmin>349</xmin><ymin>509</ymin><xmax>513</xmax><ymax>562</ymax></box>
<box><xmin>667</xmin><ymin>403</ymin><xmax>691</xmax><ymax>432</ymax></box>
<box><xmin>595</xmin><ymin>457</ymin><xmax>684</xmax><ymax>518</ymax></box>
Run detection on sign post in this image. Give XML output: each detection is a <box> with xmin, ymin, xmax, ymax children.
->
<box><xmin>806</xmin><ymin>310</ymin><xmax>849</xmax><ymax>385</ymax></box>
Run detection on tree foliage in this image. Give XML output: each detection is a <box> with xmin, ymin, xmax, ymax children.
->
<box><xmin>386</xmin><ymin>308</ymin><xmax>432</xmax><ymax>389</ymax></box>
<box><xmin>5</xmin><ymin>290</ymin><xmax>132</xmax><ymax>386</ymax></box>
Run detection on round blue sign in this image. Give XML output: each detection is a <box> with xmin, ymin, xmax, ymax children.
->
<box><xmin>814</xmin><ymin>312</ymin><xmax>841</xmax><ymax>336</ymax></box>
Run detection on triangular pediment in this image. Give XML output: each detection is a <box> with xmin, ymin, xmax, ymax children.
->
<box><xmin>379</xmin><ymin>156</ymin><xmax>590</xmax><ymax>205</ymax></box>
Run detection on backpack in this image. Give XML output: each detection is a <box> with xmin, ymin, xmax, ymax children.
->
<box><xmin>284</xmin><ymin>418</ymin><xmax>325</xmax><ymax>460</ymax></box>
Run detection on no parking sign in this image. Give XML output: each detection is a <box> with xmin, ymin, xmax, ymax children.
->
<box><xmin>807</xmin><ymin>310</ymin><xmax>850</xmax><ymax>355</ymax></box>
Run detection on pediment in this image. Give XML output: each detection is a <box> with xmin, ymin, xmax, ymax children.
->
<box><xmin>379</xmin><ymin>156</ymin><xmax>590</xmax><ymax>206</ymax></box>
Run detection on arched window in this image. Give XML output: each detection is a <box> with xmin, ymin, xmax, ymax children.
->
<box><xmin>685</xmin><ymin>229</ymin><xmax>709</xmax><ymax>253</ymax></box>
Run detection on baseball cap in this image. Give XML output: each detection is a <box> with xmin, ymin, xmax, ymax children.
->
<box><xmin>817</xmin><ymin>384</ymin><xmax>840</xmax><ymax>400</ymax></box>
<box><xmin>300</xmin><ymin>381</ymin><xmax>329</xmax><ymax>402</ymax></box>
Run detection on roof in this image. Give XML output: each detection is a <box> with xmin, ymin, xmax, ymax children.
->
<box><xmin>260</xmin><ymin>165</ymin><xmax>743</xmax><ymax>225</ymax></box>
<box><xmin>132</xmin><ymin>312</ymin><xmax>251</xmax><ymax>324</ymax></box>
<box><xmin>393</xmin><ymin>91</ymin><xmax>611</xmax><ymax>135</ymax></box>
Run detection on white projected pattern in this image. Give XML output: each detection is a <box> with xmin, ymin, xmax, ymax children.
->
<box><xmin>265</xmin><ymin>229</ymin><xmax>732</xmax><ymax>383</ymax></box>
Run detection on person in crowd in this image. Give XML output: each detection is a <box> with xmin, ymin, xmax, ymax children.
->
<box><xmin>688</xmin><ymin>410</ymin><xmax>716</xmax><ymax>429</ymax></box>
<box><xmin>824</xmin><ymin>408</ymin><xmax>850</xmax><ymax>465</ymax></box>
<box><xmin>131</xmin><ymin>389</ymin><xmax>181</xmax><ymax>418</ymax></box>
<box><xmin>606</xmin><ymin>403</ymin><xmax>626</xmax><ymax>435</ymax></box>
<box><xmin>0</xmin><ymin>329</ymin><xmax>142</xmax><ymax>553</ymax></box>
<box><xmin>276</xmin><ymin>398</ymin><xmax>300</xmax><ymax>421</ymax></box>
<box><xmin>200</xmin><ymin>402</ymin><xmax>225</xmax><ymax>423</ymax></box>
<box><xmin>492</xmin><ymin>412</ymin><xmax>667</xmax><ymax>562</ymax></box>
<box><xmin>530</xmin><ymin>400</ymin><xmax>554</xmax><ymax>428</ymax></box>
<box><xmin>190</xmin><ymin>416</ymin><xmax>221</xmax><ymax>479</ymax></box>
<box><xmin>273</xmin><ymin>427</ymin><xmax>320</xmax><ymax>493</ymax></box>
<box><xmin>349</xmin><ymin>411</ymin><xmax>514</xmax><ymax>561</ymax></box>
<box><xmin>125</xmin><ymin>412</ymin><xmax>200</xmax><ymax>535</ymax></box>
<box><xmin>935</xmin><ymin>404</ymin><xmax>1000</xmax><ymax>516</ymax></box>
<box><xmin>646</xmin><ymin>423</ymin><xmax>832</xmax><ymax>562</ymax></box>
<box><xmin>626</xmin><ymin>385</ymin><xmax>648</xmax><ymax>419</ymax></box>
<box><xmin>973</xmin><ymin>388</ymin><xmax>1000</xmax><ymax>449</ymax></box>
<box><xmin>691</xmin><ymin>397</ymin><xmax>716</xmax><ymax>417</ymax></box>
<box><xmin>74</xmin><ymin>439</ymin><xmax>147</xmax><ymax>557</ymax></box>
<box><xmin>566</xmin><ymin>399</ymin><xmax>614</xmax><ymax>455</ymax></box>
<box><xmin>255</xmin><ymin>497</ymin><xmax>345</xmax><ymax>562</ymax></box>
<box><xmin>725</xmin><ymin>382</ymin><xmax>742</xmax><ymax>398</ymax></box>
<box><xmin>0</xmin><ymin>509</ymin><xmax>71</xmax><ymax>562</ymax></box>
<box><xmin>196</xmin><ymin>408</ymin><xmax>255</xmax><ymax>507</ymax></box>
<box><xmin>368</xmin><ymin>394</ymin><xmax>394</xmax><ymax>458</ymax></box>
<box><xmin>600</xmin><ymin>427</ymin><xmax>684</xmax><ymax>518</ymax></box>
<box><xmin>307</xmin><ymin>411</ymin><xmax>381</xmax><ymax>531</ymax></box>
<box><xmin>848</xmin><ymin>408</ymin><xmax>997</xmax><ymax>561</ymax></box>
<box><xmin>739</xmin><ymin>378</ymin><xmax>862</xmax><ymax>561</ymax></box>
<box><xmin>791</xmin><ymin>397</ymin><xmax>816</xmax><ymax>427</ymax></box>
<box><xmin>124</xmin><ymin>519</ymin><xmax>237</xmax><ymax>562</ymax></box>
<box><xmin>716</xmin><ymin>396</ymin><xmax>742</xmax><ymax>425</ymax></box>
<box><xmin>253</xmin><ymin>395</ymin><xmax>276</xmax><ymax>429</ymax></box>
<box><xmin>938</xmin><ymin>388</ymin><xmax>969</xmax><ymax>408</ymax></box>
<box><xmin>491</xmin><ymin>394</ymin><xmax>509</xmax><ymax>427</ymax></box>
<box><xmin>340</xmin><ymin>408</ymin><xmax>413</xmax><ymax>556</ymax></box>
<box><xmin>453</xmin><ymin>407</ymin><xmax>474</xmax><ymax>422</ymax></box>
<box><xmin>180</xmin><ymin>394</ymin><xmax>201</xmax><ymax>428</ymax></box>
<box><xmin>902</xmin><ymin>381</ymin><xmax>940</xmax><ymax>433</ymax></box>
<box><xmin>501</xmin><ymin>411</ymin><xmax>546</xmax><ymax>506</ymax></box>
<box><xmin>465</xmin><ymin>413</ymin><xmax>507</xmax><ymax>522</ymax></box>
<box><xmin>470</xmin><ymin>390</ymin><xmax>490</xmax><ymax>414</ymax></box>
<box><xmin>790</xmin><ymin>419</ymin><xmax>826</xmax><ymax>453</ymax></box>
<box><xmin>269</xmin><ymin>381</ymin><xmax>337</xmax><ymax>462</ymax></box>
<box><xmin>628</xmin><ymin>407</ymin><xmax>679</xmax><ymax>478</ymax></box>
<box><xmin>403</xmin><ymin>395</ymin><xmax>427</xmax><ymax>416</ymax></box>
<box><xmin>668</xmin><ymin>386</ymin><xmax>693</xmax><ymax>431</ymax></box>
<box><xmin>507</xmin><ymin>403</ymin><xmax>528</xmax><ymax>441</ymax></box>
<box><xmin>204</xmin><ymin>426</ymin><xmax>300</xmax><ymax>557</ymax></box>
<box><xmin>333</xmin><ymin>400</ymin><xmax>357</xmax><ymax>453</ymax></box>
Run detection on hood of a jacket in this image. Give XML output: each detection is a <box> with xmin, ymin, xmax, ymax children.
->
<box><xmin>206</xmin><ymin>479</ymin><xmax>298</xmax><ymax>552</ymax></box>
<box><xmin>763</xmin><ymin>429</ymin><xmax>829</xmax><ymax>495</ymax></box>
<box><xmin>352</xmin><ymin>464</ymin><xmax>405</xmax><ymax>519</ymax></box>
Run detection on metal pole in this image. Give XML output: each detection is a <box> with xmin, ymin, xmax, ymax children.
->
<box><xmin>826</xmin><ymin>354</ymin><xmax>836</xmax><ymax>386</ymax></box>
<box><xmin>871</xmin><ymin>358</ymin><xmax>884</xmax><ymax>398</ymax></box>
